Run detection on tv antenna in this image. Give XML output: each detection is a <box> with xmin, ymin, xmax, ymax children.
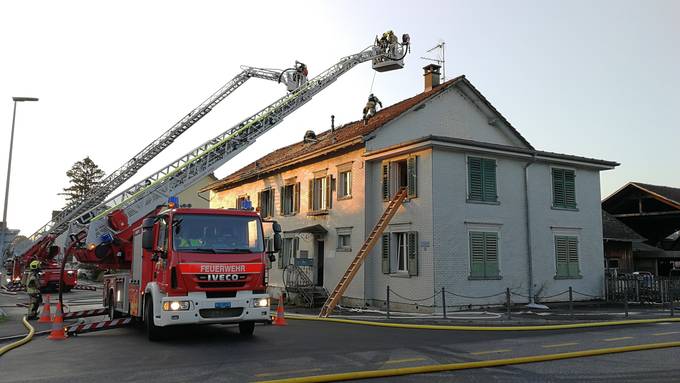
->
<box><xmin>420</xmin><ymin>41</ymin><xmax>445</xmax><ymax>81</ymax></box>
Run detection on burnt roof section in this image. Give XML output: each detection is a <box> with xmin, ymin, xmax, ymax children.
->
<box><xmin>602</xmin><ymin>210</ymin><xmax>645</xmax><ymax>242</ymax></box>
<box><xmin>205</xmin><ymin>76</ymin><xmax>468</xmax><ymax>191</ymax></box>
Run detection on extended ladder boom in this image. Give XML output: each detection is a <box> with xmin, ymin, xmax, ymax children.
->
<box><xmin>74</xmin><ymin>36</ymin><xmax>410</xmax><ymax>248</ymax></box>
<box><xmin>25</xmin><ymin>64</ymin><xmax>307</xmax><ymax>245</ymax></box>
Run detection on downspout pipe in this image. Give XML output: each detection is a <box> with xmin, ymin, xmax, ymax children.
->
<box><xmin>524</xmin><ymin>153</ymin><xmax>537</xmax><ymax>305</ymax></box>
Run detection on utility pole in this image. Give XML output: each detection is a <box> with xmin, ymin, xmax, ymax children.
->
<box><xmin>0</xmin><ymin>97</ymin><xmax>38</xmax><ymax>264</ymax></box>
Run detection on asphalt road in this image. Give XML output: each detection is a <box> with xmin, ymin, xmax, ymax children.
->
<box><xmin>2</xmin><ymin>290</ymin><xmax>680</xmax><ymax>382</ymax></box>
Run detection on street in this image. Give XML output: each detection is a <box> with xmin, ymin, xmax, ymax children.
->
<box><xmin>2</xmin><ymin>289</ymin><xmax>680</xmax><ymax>382</ymax></box>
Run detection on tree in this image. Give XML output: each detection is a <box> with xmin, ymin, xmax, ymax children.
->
<box><xmin>60</xmin><ymin>156</ymin><xmax>105</xmax><ymax>204</ymax></box>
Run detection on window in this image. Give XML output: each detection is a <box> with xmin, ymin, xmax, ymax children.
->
<box><xmin>308</xmin><ymin>175</ymin><xmax>332</xmax><ymax>213</ymax></box>
<box><xmin>555</xmin><ymin>235</ymin><xmax>580</xmax><ymax>278</ymax></box>
<box><xmin>257</xmin><ymin>188</ymin><xmax>275</xmax><ymax>218</ymax></box>
<box><xmin>172</xmin><ymin>214</ymin><xmax>264</xmax><ymax>252</ymax></box>
<box><xmin>381</xmin><ymin>156</ymin><xmax>417</xmax><ymax>201</ymax></box>
<box><xmin>467</xmin><ymin>157</ymin><xmax>497</xmax><ymax>203</ymax></box>
<box><xmin>280</xmin><ymin>182</ymin><xmax>300</xmax><ymax>215</ymax></box>
<box><xmin>469</xmin><ymin>231</ymin><xmax>500</xmax><ymax>279</ymax></box>
<box><xmin>552</xmin><ymin>168</ymin><xmax>576</xmax><ymax>209</ymax></box>
<box><xmin>236</xmin><ymin>195</ymin><xmax>251</xmax><ymax>210</ymax></box>
<box><xmin>157</xmin><ymin>217</ymin><xmax>169</xmax><ymax>251</ymax></box>
<box><xmin>338</xmin><ymin>170</ymin><xmax>352</xmax><ymax>199</ymax></box>
<box><xmin>336</xmin><ymin>227</ymin><xmax>352</xmax><ymax>252</ymax></box>
<box><xmin>381</xmin><ymin>231</ymin><xmax>418</xmax><ymax>276</ymax></box>
<box><xmin>278</xmin><ymin>237</ymin><xmax>299</xmax><ymax>269</ymax></box>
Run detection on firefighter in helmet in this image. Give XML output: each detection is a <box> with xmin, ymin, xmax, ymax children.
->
<box><xmin>363</xmin><ymin>93</ymin><xmax>383</xmax><ymax>124</ymax></box>
<box><xmin>25</xmin><ymin>260</ymin><xmax>43</xmax><ymax>320</ymax></box>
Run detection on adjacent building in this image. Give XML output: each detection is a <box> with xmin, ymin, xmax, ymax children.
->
<box><xmin>204</xmin><ymin>65</ymin><xmax>618</xmax><ymax>310</ymax></box>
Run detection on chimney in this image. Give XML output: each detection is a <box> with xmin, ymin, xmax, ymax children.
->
<box><xmin>331</xmin><ymin>115</ymin><xmax>335</xmax><ymax>132</ymax></box>
<box><xmin>423</xmin><ymin>64</ymin><xmax>441</xmax><ymax>92</ymax></box>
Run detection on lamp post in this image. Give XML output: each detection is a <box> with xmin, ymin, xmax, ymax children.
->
<box><xmin>0</xmin><ymin>97</ymin><xmax>39</xmax><ymax>264</ymax></box>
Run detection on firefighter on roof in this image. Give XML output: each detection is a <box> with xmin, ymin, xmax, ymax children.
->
<box><xmin>363</xmin><ymin>93</ymin><xmax>383</xmax><ymax>124</ymax></box>
<box><xmin>25</xmin><ymin>260</ymin><xmax>43</xmax><ymax>320</ymax></box>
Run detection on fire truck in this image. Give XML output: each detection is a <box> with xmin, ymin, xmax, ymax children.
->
<box><xmin>4</xmin><ymin>236</ymin><xmax>77</xmax><ymax>292</ymax></box>
<box><xmin>12</xmin><ymin>32</ymin><xmax>410</xmax><ymax>340</ymax></box>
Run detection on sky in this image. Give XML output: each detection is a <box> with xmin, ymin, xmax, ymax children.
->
<box><xmin>0</xmin><ymin>0</ymin><xmax>678</xmax><ymax>237</ymax></box>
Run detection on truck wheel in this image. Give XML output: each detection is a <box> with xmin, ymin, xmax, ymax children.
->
<box><xmin>239</xmin><ymin>322</ymin><xmax>255</xmax><ymax>337</ymax></box>
<box><xmin>144</xmin><ymin>298</ymin><xmax>165</xmax><ymax>341</ymax></box>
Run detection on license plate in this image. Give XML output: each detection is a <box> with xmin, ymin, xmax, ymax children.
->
<box><xmin>215</xmin><ymin>302</ymin><xmax>231</xmax><ymax>309</ymax></box>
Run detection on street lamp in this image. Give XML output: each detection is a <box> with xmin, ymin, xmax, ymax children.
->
<box><xmin>0</xmin><ymin>97</ymin><xmax>39</xmax><ymax>264</ymax></box>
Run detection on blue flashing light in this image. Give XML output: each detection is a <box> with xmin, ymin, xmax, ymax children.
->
<box><xmin>168</xmin><ymin>196</ymin><xmax>179</xmax><ymax>207</ymax></box>
<box><xmin>240</xmin><ymin>199</ymin><xmax>253</xmax><ymax>210</ymax></box>
<box><xmin>100</xmin><ymin>233</ymin><xmax>114</xmax><ymax>244</ymax></box>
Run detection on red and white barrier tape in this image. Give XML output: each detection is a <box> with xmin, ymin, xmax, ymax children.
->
<box><xmin>73</xmin><ymin>284</ymin><xmax>97</xmax><ymax>291</ymax></box>
<box><xmin>63</xmin><ymin>308</ymin><xmax>109</xmax><ymax>319</ymax></box>
<box><xmin>66</xmin><ymin>318</ymin><xmax>133</xmax><ymax>335</ymax></box>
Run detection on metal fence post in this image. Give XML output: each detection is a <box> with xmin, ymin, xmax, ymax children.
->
<box><xmin>386</xmin><ymin>285</ymin><xmax>390</xmax><ymax>320</ymax></box>
<box><xmin>441</xmin><ymin>287</ymin><xmax>447</xmax><ymax>319</ymax></box>
<box><xmin>624</xmin><ymin>286</ymin><xmax>629</xmax><ymax>318</ymax></box>
<box><xmin>569</xmin><ymin>286</ymin><xmax>573</xmax><ymax>318</ymax></box>
<box><xmin>506</xmin><ymin>288</ymin><xmax>511</xmax><ymax>319</ymax></box>
<box><xmin>670</xmin><ymin>283</ymin><xmax>674</xmax><ymax>318</ymax></box>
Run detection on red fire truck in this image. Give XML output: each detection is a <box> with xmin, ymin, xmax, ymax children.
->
<box><xmin>68</xmin><ymin>202</ymin><xmax>281</xmax><ymax>340</ymax></box>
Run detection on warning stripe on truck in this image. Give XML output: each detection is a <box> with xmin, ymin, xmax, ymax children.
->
<box><xmin>66</xmin><ymin>318</ymin><xmax>133</xmax><ymax>335</ymax></box>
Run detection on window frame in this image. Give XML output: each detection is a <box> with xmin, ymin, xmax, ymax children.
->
<box><xmin>308</xmin><ymin>173</ymin><xmax>332</xmax><ymax>215</ymax></box>
<box><xmin>257</xmin><ymin>188</ymin><xmax>275</xmax><ymax>219</ymax></box>
<box><xmin>551</xmin><ymin>166</ymin><xmax>577</xmax><ymax>210</ymax></box>
<box><xmin>336</xmin><ymin>227</ymin><xmax>352</xmax><ymax>252</ymax></box>
<box><xmin>467</xmin><ymin>228</ymin><xmax>502</xmax><ymax>280</ymax></box>
<box><xmin>338</xmin><ymin>170</ymin><xmax>352</xmax><ymax>200</ymax></box>
<box><xmin>280</xmin><ymin>181</ymin><xmax>300</xmax><ymax>216</ymax></box>
<box><xmin>553</xmin><ymin>233</ymin><xmax>582</xmax><ymax>279</ymax></box>
<box><xmin>466</xmin><ymin>155</ymin><xmax>499</xmax><ymax>204</ymax></box>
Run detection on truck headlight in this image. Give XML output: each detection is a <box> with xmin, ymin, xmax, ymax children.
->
<box><xmin>254</xmin><ymin>298</ymin><xmax>269</xmax><ymax>308</ymax></box>
<box><xmin>163</xmin><ymin>301</ymin><xmax>190</xmax><ymax>311</ymax></box>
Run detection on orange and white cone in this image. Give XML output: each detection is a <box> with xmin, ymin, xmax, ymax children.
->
<box><xmin>273</xmin><ymin>294</ymin><xmax>287</xmax><ymax>326</ymax></box>
<box><xmin>47</xmin><ymin>302</ymin><xmax>67</xmax><ymax>340</ymax></box>
<box><xmin>38</xmin><ymin>294</ymin><xmax>52</xmax><ymax>323</ymax></box>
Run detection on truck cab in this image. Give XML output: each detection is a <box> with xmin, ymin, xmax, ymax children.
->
<box><xmin>104</xmin><ymin>207</ymin><xmax>281</xmax><ymax>340</ymax></box>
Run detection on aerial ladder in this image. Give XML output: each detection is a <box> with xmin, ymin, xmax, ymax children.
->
<box><xmin>8</xmin><ymin>61</ymin><xmax>311</xmax><ymax>288</ymax></box>
<box><xmin>57</xmin><ymin>32</ymin><xmax>411</xmax><ymax>291</ymax></box>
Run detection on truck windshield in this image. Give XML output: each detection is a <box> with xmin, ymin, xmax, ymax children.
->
<box><xmin>172</xmin><ymin>214</ymin><xmax>264</xmax><ymax>253</ymax></box>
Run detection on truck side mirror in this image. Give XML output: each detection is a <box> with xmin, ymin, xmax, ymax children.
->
<box><xmin>272</xmin><ymin>222</ymin><xmax>282</xmax><ymax>234</ymax></box>
<box><xmin>141</xmin><ymin>217</ymin><xmax>155</xmax><ymax>251</ymax></box>
<box><xmin>273</xmin><ymin>233</ymin><xmax>282</xmax><ymax>253</ymax></box>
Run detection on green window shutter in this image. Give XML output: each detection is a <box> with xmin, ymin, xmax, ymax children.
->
<box><xmin>382</xmin><ymin>163</ymin><xmax>390</xmax><ymax>201</ymax></box>
<box><xmin>269</xmin><ymin>189</ymin><xmax>275</xmax><ymax>217</ymax></box>
<box><xmin>381</xmin><ymin>234</ymin><xmax>391</xmax><ymax>274</ymax></box>
<box><xmin>567</xmin><ymin>237</ymin><xmax>579</xmax><ymax>276</ymax></box>
<box><xmin>279</xmin><ymin>187</ymin><xmax>285</xmax><ymax>215</ymax></box>
<box><xmin>555</xmin><ymin>236</ymin><xmax>569</xmax><ymax>277</ymax></box>
<box><xmin>482</xmin><ymin>159</ymin><xmax>497</xmax><ymax>202</ymax></box>
<box><xmin>257</xmin><ymin>191</ymin><xmax>262</xmax><ymax>212</ymax></box>
<box><xmin>407</xmin><ymin>231</ymin><xmax>418</xmax><ymax>276</ymax></box>
<box><xmin>407</xmin><ymin>156</ymin><xmax>417</xmax><ymax>198</ymax></box>
<box><xmin>469</xmin><ymin>231</ymin><xmax>485</xmax><ymax>277</ymax></box>
<box><xmin>564</xmin><ymin>170</ymin><xmax>576</xmax><ymax>209</ymax></box>
<box><xmin>484</xmin><ymin>232</ymin><xmax>499</xmax><ymax>277</ymax></box>
<box><xmin>294</xmin><ymin>182</ymin><xmax>300</xmax><ymax>213</ymax></box>
<box><xmin>468</xmin><ymin>157</ymin><xmax>483</xmax><ymax>201</ymax></box>
<box><xmin>552</xmin><ymin>168</ymin><xmax>565</xmax><ymax>208</ymax></box>
<box><xmin>308</xmin><ymin>179</ymin><xmax>314</xmax><ymax>210</ymax></box>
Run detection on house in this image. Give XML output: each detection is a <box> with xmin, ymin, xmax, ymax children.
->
<box><xmin>203</xmin><ymin>65</ymin><xmax>618</xmax><ymax>310</ymax></box>
<box><xmin>177</xmin><ymin>173</ymin><xmax>218</xmax><ymax>209</ymax></box>
<box><xmin>602</xmin><ymin>182</ymin><xmax>680</xmax><ymax>276</ymax></box>
<box><xmin>601</xmin><ymin>210</ymin><xmax>645</xmax><ymax>274</ymax></box>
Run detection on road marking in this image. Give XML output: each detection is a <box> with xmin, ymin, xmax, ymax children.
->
<box><xmin>603</xmin><ymin>336</ymin><xmax>634</xmax><ymax>342</ymax></box>
<box><xmin>542</xmin><ymin>342</ymin><xmax>579</xmax><ymax>348</ymax></box>
<box><xmin>255</xmin><ymin>369</ymin><xmax>323</xmax><ymax>378</ymax></box>
<box><xmin>384</xmin><ymin>357</ymin><xmax>427</xmax><ymax>365</ymax></box>
<box><xmin>653</xmin><ymin>331</ymin><xmax>680</xmax><ymax>336</ymax></box>
<box><xmin>656</xmin><ymin>322</ymin><xmax>673</xmax><ymax>325</ymax></box>
<box><xmin>470</xmin><ymin>349</ymin><xmax>511</xmax><ymax>356</ymax></box>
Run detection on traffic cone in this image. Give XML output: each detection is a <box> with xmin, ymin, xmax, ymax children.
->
<box><xmin>38</xmin><ymin>294</ymin><xmax>52</xmax><ymax>323</ymax></box>
<box><xmin>273</xmin><ymin>294</ymin><xmax>287</xmax><ymax>326</ymax></box>
<box><xmin>47</xmin><ymin>302</ymin><xmax>67</xmax><ymax>340</ymax></box>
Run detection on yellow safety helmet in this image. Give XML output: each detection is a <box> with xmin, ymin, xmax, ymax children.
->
<box><xmin>29</xmin><ymin>260</ymin><xmax>41</xmax><ymax>270</ymax></box>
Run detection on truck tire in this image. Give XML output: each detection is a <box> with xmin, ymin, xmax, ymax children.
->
<box><xmin>239</xmin><ymin>321</ymin><xmax>255</xmax><ymax>337</ymax></box>
<box><xmin>144</xmin><ymin>298</ymin><xmax>165</xmax><ymax>341</ymax></box>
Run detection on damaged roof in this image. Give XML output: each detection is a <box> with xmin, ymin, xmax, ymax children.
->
<box><xmin>204</xmin><ymin>75</ymin><xmax>470</xmax><ymax>191</ymax></box>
